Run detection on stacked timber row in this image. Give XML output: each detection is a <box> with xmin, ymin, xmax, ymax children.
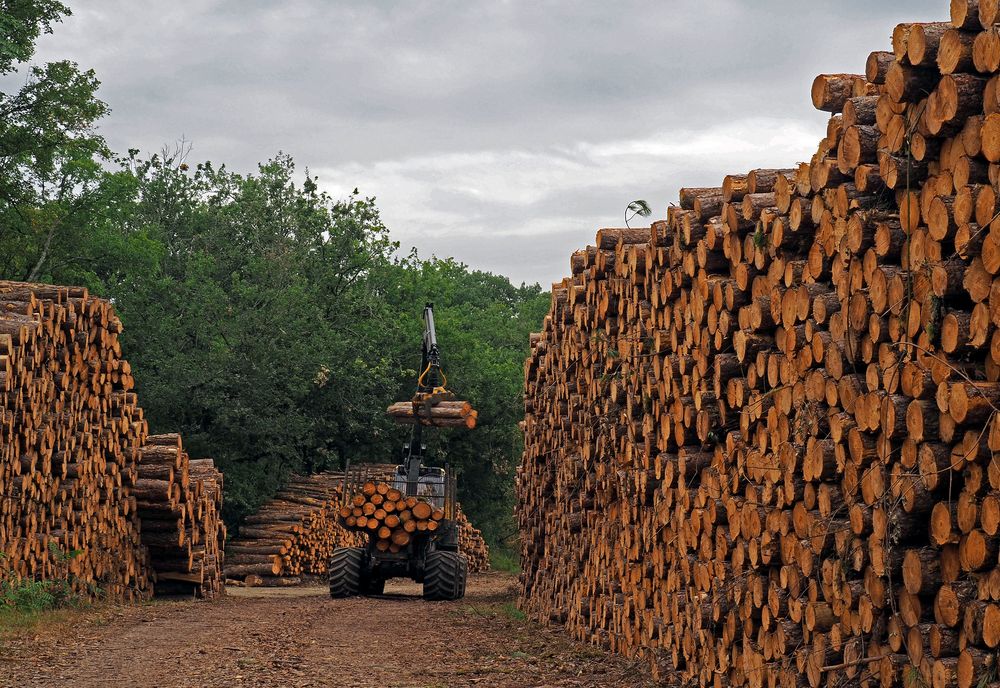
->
<box><xmin>455</xmin><ymin>504</ymin><xmax>490</xmax><ymax>573</ymax></box>
<box><xmin>136</xmin><ymin>433</ymin><xmax>225</xmax><ymax>598</ymax></box>
<box><xmin>0</xmin><ymin>281</ymin><xmax>152</xmax><ymax>600</ymax></box>
<box><xmin>339</xmin><ymin>481</ymin><xmax>446</xmax><ymax>552</ymax></box>
<box><xmin>519</xmin><ymin>3</ymin><xmax>1000</xmax><ymax>686</ymax></box>
<box><xmin>223</xmin><ymin>472</ymin><xmax>362</xmax><ymax>586</ymax></box>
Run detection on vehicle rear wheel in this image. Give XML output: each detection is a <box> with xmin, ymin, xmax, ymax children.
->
<box><xmin>423</xmin><ymin>551</ymin><xmax>464</xmax><ymax>601</ymax></box>
<box><xmin>454</xmin><ymin>554</ymin><xmax>468</xmax><ymax>599</ymax></box>
<box><xmin>329</xmin><ymin>547</ymin><xmax>364</xmax><ymax>598</ymax></box>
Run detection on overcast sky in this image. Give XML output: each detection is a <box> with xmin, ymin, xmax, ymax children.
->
<box><xmin>21</xmin><ymin>0</ymin><xmax>945</xmax><ymax>286</ymax></box>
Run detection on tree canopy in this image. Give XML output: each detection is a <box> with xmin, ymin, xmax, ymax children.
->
<box><xmin>0</xmin><ymin>3</ymin><xmax>548</xmax><ymax>554</ymax></box>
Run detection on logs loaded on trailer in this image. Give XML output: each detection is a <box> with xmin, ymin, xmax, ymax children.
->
<box><xmin>337</xmin><ymin>463</ymin><xmax>491</xmax><ymax>570</ymax></box>
<box><xmin>338</xmin><ymin>481</ymin><xmax>446</xmax><ymax>553</ymax></box>
<box><xmin>136</xmin><ymin>434</ymin><xmax>225</xmax><ymax>598</ymax></box>
<box><xmin>223</xmin><ymin>472</ymin><xmax>363</xmax><ymax>586</ymax></box>
<box><xmin>519</xmin><ymin>2</ymin><xmax>1000</xmax><ymax>687</ymax></box>
<box><xmin>0</xmin><ymin>281</ymin><xmax>153</xmax><ymax>600</ymax></box>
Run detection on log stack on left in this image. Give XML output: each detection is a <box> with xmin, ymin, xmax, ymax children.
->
<box><xmin>0</xmin><ymin>281</ymin><xmax>153</xmax><ymax>601</ymax></box>
<box><xmin>136</xmin><ymin>433</ymin><xmax>226</xmax><ymax>598</ymax></box>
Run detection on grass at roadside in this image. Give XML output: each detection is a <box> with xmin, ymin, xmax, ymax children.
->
<box><xmin>0</xmin><ymin>578</ymin><xmax>87</xmax><ymax>636</ymax></box>
<box><xmin>489</xmin><ymin>547</ymin><xmax>520</xmax><ymax>573</ymax></box>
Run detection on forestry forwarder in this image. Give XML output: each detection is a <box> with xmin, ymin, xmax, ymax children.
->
<box><xmin>328</xmin><ymin>303</ymin><xmax>471</xmax><ymax>601</ymax></box>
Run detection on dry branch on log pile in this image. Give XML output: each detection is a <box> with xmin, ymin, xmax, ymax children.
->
<box><xmin>519</xmin><ymin>3</ymin><xmax>1000</xmax><ymax>686</ymax></box>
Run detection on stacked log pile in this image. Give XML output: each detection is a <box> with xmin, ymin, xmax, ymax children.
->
<box><xmin>0</xmin><ymin>281</ymin><xmax>152</xmax><ymax>601</ymax></box>
<box><xmin>518</xmin><ymin>3</ymin><xmax>1000</xmax><ymax>686</ymax></box>
<box><xmin>223</xmin><ymin>472</ymin><xmax>363</xmax><ymax>585</ymax></box>
<box><xmin>136</xmin><ymin>434</ymin><xmax>225</xmax><ymax>598</ymax></box>
<box><xmin>455</xmin><ymin>504</ymin><xmax>490</xmax><ymax>573</ymax></box>
<box><xmin>339</xmin><ymin>481</ymin><xmax>446</xmax><ymax>552</ymax></box>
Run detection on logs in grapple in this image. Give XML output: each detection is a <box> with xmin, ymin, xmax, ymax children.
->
<box><xmin>223</xmin><ymin>472</ymin><xmax>363</xmax><ymax>585</ymax></box>
<box><xmin>386</xmin><ymin>401</ymin><xmax>479</xmax><ymax>428</ymax></box>
<box><xmin>339</xmin><ymin>481</ymin><xmax>446</xmax><ymax>552</ymax></box>
<box><xmin>0</xmin><ymin>281</ymin><xmax>152</xmax><ymax>601</ymax></box>
<box><xmin>519</xmin><ymin>4</ymin><xmax>1000</xmax><ymax>686</ymax></box>
<box><xmin>137</xmin><ymin>434</ymin><xmax>225</xmax><ymax>598</ymax></box>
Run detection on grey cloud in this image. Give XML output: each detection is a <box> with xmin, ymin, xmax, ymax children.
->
<box><xmin>13</xmin><ymin>1</ymin><xmax>951</xmax><ymax>285</ymax></box>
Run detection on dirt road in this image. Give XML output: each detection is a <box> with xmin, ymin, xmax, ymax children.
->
<box><xmin>0</xmin><ymin>573</ymin><xmax>655</xmax><ymax>688</ymax></box>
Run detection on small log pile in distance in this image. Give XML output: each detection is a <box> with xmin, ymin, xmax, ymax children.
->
<box><xmin>386</xmin><ymin>400</ymin><xmax>478</xmax><ymax>428</ymax></box>
<box><xmin>0</xmin><ymin>281</ymin><xmax>152</xmax><ymax>601</ymax></box>
<box><xmin>223</xmin><ymin>472</ymin><xmax>363</xmax><ymax>586</ymax></box>
<box><xmin>136</xmin><ymin>433</ymin><xmax>225</xmax><ymax>598</ymax></box>
<box><xmin>339</xmin><ymin>481</ymin><xmax>446</xmax><ymax>552</ymax></box>
<box><xmin>455</xmin><ymin>504</ymin><xmax>490</xmax><ymax>573</ymax></box>
<box><xmin>519</xmin><ymin>2</ymin><xmax>1000</xmax><ymax>686</ymax></box>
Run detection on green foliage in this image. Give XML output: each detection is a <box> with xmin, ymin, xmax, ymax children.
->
<box><xmin>0</xmin><ymin>578</ymin><xmax>74</xmax><ymax>615</ymax></box>
<box><xmin>500</xmin><ymin>602</ymin><xmax>526</xmax><ymax>621</ymax></box>
<box><xmin>489</xmin><ymin>548</ymin><xmax>521</xmax><ymax>573</ymax></box>
<box><xmin>0</xmin><ymin>4</ymin><xmax>548</xmax><ymax>550</ymax></box>
<box><xmin>0</xmin><ymin>0</ymin><xmax>110</xmax><ymax>283</ymax></box>
<box><xmin>625</xmin><ymin>199</ymin><xmax>651</xmax><ymax>228</ymax></box>
<box><xmin>0</xmin><ymin>0</ymin><xmax>69</xmax><ymax>73</ymax></box>
<box><xmin>0</xmin><ymin>544</ymin><xmax>82</xmax><ymax>621</ymax></box>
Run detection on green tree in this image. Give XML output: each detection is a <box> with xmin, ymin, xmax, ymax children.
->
<box><xmin>0</xmin><ymin>2</ymin><xmax>550</xmax><ymax>555</ymax></box>
<box><xmin>373</xmin><ymin>256</ymin><xmax>549</xmax><ymax>550</ymax></box>
<box><xmin>0</xmin><ymin>0</ymin><xmax>111</xmax><ymax>282</ymax></box>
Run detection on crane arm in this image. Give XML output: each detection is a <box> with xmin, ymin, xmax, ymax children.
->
<box><xmin>404</xmin><ymin>303</ymin><xmax>441</xmax><ymax>493</ymax></box>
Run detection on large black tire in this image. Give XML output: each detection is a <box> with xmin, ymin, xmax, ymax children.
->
<box><xmin>423</xmin><ymin>551</ymin><xmax>465</xmax><ymax>601</ymax></box>
<box><xmin>328</xmin><ymin>547</ymin><xmax>364</xmax><ymax>598</ymax></box>
<box><xmin>454</xmin><ymin>554</ymin><xmax>469</xmax><ymax>599</ymax></box>
<box><xmin>361</xmin><ymin>576</ymin><xmax>385</xmax><ymax>596</ymax></box>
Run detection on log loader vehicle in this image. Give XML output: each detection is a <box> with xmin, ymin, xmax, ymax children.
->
<box><xmin>328</xmin><ymin>303</ymin><xmax>470</xmax><ymax>601</ymax></box>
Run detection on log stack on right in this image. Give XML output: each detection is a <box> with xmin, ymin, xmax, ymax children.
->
<box><xmin>519</xmin><ymin>2</ymin><xmax>1000</xmax><ymax>686</ymax></box>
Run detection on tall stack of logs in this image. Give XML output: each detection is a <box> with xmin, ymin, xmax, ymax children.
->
<box><xmin>0</xmin><ymin>281</ymin><xmax>152</xmax><ymax>600</ymax></box>
<box><xmin>519</xmin><ymin>3</ymin><xmax>1000</xmax><ymax>686</ymax></box>
<box><xmin>224</xmin><ymin>472</ymin><xmax>363</xmax><ymax>586</ymax></box>
<box><xmin>136</xmin><ymin>434</ymin><xmax>225</xmax><ymax>598</ymax></box>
